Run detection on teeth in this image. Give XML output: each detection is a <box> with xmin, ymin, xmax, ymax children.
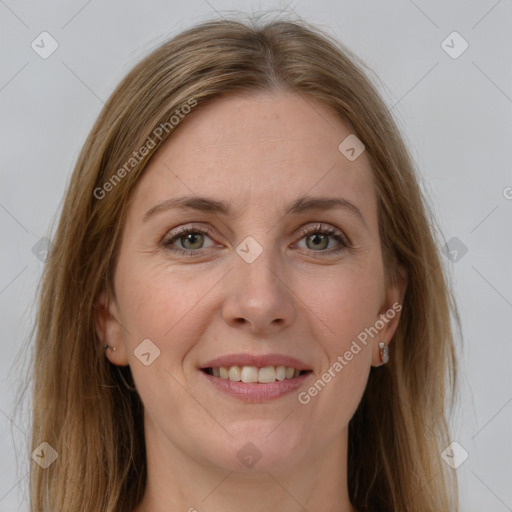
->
<box><xmin>241</xmin><ymin>366</ymin><xmax>258</xmax><ymax>383</ymax></box>
<box><xmin>212</xmin><ymin>365</ymin><xmax>303</xmax><ymax>383</ymax></box>
<box><xmin>228</xmin><ymin>365</ymin><xmax>241</xmax><ymax>381</ymax></box>
<box><xmin>275</xmin><ymin>365</ymin><xmax>286</xmax><ymax>380</ymax></box>
<box><xmin>258</xmin><ymin>366</ymin><xmax>276</xmax><ymax>383</ymax></box>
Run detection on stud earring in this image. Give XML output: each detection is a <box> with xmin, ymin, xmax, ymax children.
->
<box><xmin>379</xmin><ymin>342</ymin><xmax>389</xmax><ymax>364</ymax></box>
<box><xmin>104</xmin><ymin>344</ymin><xmax>116</xmax><ymax>351</ymax></box>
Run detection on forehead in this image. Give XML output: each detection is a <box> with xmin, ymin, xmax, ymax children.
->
<box><xmin>131</xmin><ymin>92</ymin><xmax>376</xmax><ymax>222</ymax></box>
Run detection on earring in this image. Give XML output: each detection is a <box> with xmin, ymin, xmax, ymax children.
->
<box><xmin>104</xmin><ymin>344</ymin><xmax>116</xmax><ymax>351</ymax></box>
<box><xmin>379</xmin><ymin>342</ymin><xmax>389</xmax><ymax>364</ymax></box>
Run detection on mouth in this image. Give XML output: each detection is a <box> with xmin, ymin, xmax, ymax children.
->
<box><xmin>201</xmin><ymin>365</ymin><xmax>311</xmax><ymax>383</ymax></box>
<box><xmin>198</xmin><ymin>354</ymin><xmax>313</xmax><ymax>402</ymax></box>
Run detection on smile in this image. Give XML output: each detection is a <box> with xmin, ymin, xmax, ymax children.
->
<box><xmin>202</xmin><ymin>365</ymin><xmax>310</xmax><ymax>383</ymax></box>
<box><xmin>199</xmin><ymin>354</ymin><xmax>313</xmax><ymax>402</ymax></box>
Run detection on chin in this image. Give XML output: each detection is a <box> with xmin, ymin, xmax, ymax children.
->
<box><xmin>199</xmin><ymin>419</ymin><xmax>310</xmax><ymax>474</ymax></box>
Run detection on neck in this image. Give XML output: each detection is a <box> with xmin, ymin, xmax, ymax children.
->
<box><xmin>134</xmin><ymin>421</ymin><xmax>355</xmax><ymax>512</ymax></box>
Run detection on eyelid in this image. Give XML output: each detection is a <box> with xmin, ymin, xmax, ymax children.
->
<box><xmin>297</xmin><ymin>223</ymin><xmax>351</xmax><ymax>247</ymax></box>
<box><xmin>301</xmin><ymin>223</ymin><xmax>342</xmax><ymax>236</ymax></box>
<box><xmin>161</xmin><ymin>224</ymin><xmax>218</xmax><ymax>250</ymax></box>
<box><xmin>164</xmin><ymin>223</ymin><xmax>215</xmax><ymax>239</ymax></box>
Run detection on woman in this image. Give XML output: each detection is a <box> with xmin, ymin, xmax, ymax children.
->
<box><xmin>30</xmin><ymin>17</ymin><xmax>458</xmax><ymax>512</ymax></box>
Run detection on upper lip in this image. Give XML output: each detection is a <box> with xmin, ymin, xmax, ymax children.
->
<box><xmin>200</xmin><ymin>353</ymin><xmax>311</xmax><ymax>371</ymax></box>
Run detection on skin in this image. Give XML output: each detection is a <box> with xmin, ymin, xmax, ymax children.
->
<box><xmin>96</xmin><ymin>91</ymin><xmax>406</xmax><ymax>512</ymax></box>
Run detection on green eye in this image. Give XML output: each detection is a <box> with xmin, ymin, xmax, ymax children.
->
<box><xmin>163</xmin><ymin>226</ymin><xmax>216</xmax><ymax>253</ymax></box>
<box><xmin>296</xmin><ymin>225</ymin><xmax>349</xmax><ymax>253</ymax></box>
<box><xmin>179</xmin><ymin>232</ymin><xmax>204</xmax><ymax>250</ymax></box>
<box><xmin>305</xmin><ymin>233</ymin><xmax>330</xmax><ymax>250</ymax></box>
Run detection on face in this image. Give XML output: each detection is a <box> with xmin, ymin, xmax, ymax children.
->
<box><xmin>98</xmin><ymin>92</ymin><xmax>405</xmax><ymax>474</ymax></box>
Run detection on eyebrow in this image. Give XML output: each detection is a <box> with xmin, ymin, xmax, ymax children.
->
<box><xmin>143</xmin><ymin>196</ymin><xmax>231</xmax><ymax>221</ymax></box>
<box><xmin>143</xmin><ymin>194</ymin><xmax>367</xmax><ymax>227</ymax></box>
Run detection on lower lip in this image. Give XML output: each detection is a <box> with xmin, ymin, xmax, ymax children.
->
<box><xmin>200</xmin><ymin>371</ymin><xmax>312</xmax><ymax>403</ymax></box>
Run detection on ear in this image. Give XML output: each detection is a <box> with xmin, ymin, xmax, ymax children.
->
<box><xmin>95</xmin><ymin>290</ymin><xmax>130</xmax><ymax>366</ymax></box>
<box><xmin>371</xmin><ymin>264</ymin><xmax>407</xmax><ymax>367</ymax></box>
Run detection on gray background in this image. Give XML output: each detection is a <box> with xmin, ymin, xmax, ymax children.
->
<box><xmin>1</xmin><ymin>0</ymin><xmax>511</xmax><ymax>510</ymax></box>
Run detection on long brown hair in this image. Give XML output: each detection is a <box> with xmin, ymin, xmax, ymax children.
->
<box><xmin>29</xmin><ymin>16</ymin><xmax>459</xmax><ymax>511</ymax></box>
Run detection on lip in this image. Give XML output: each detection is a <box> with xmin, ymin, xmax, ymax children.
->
<box><xmin>200</xmin><ymin>353</ymin><xmax>311</xmax><ymax>371</ymax></box>
<box><xmin>200</xmin><ymin>370</ymin><xmax>312</xmax><ymax>403</ymax></box>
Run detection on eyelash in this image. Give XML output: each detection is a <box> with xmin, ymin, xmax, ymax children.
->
<box><xmin>161</xmin><ymin>223</ymin><xmax>350</xmax><ymax>256</ymax></box>
<box><xmin>161</xmin><ymin>225</ymin><xmax>217</xmax><ymax>256</ymax></box>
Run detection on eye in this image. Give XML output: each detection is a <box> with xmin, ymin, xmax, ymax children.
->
<box><xmin>162</xmin><ymin>225</ymin><xmax>217</xmax><ymax>253</ymax></box>
<box><xmin>295</xmin><ymin>224</ymin><xmax>349</xmax><ymax>253</ymax></box>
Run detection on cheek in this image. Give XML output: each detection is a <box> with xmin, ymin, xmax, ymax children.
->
<box><xmin>303</xmin><ymin>351</ymin><xmax>371</xmax><ymax>431</ymax></box>
<box><xmin>116</xmin><ymin>260</ymin><xmax>219</xmax><ymax>345</ymax></box>
<box><xmin>298</xmin><ymin>259</ymin><xmax>384</xmax><ymax>348</ymax></box>
<box><xmin>298</xmin><ymin>272</ymin><xmax>375</xmax><ymax>425</ymax></box>
<box><xmin>113</xmin><ymin>262</ymin><xmax>217</xmax><ymax>416</ymax></box>
<box><xmin>295</xmin><ymin>260</ymin><xmax>381</xmax><ymax>415</ymax></box>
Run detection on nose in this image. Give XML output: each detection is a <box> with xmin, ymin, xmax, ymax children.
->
<box><xmin>221</xmin><ymin>251</ymin><xmax>296</xmax><ymax>335</ymax></box>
